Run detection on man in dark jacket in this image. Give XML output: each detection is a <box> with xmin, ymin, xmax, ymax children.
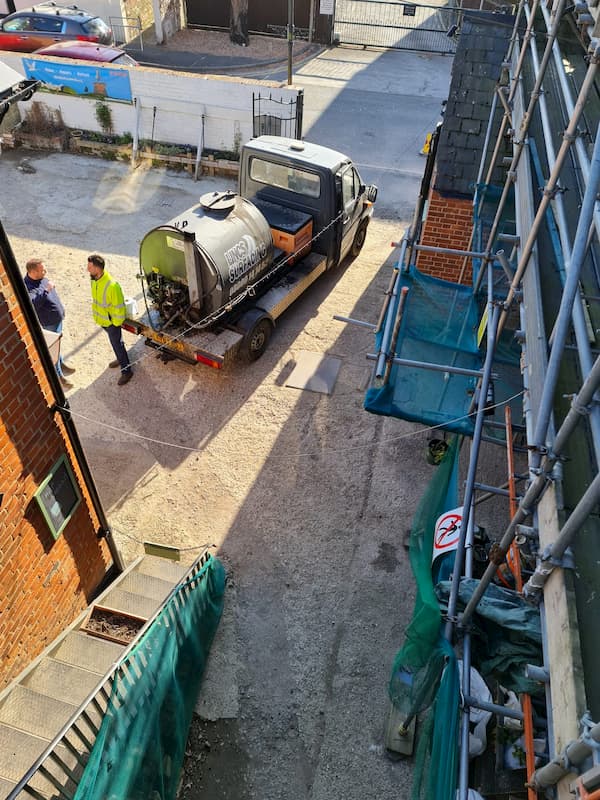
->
<box><xmin>24</xmin><ymin>258</ymin><xmax>76</xmax><ymax>390</ymax></box>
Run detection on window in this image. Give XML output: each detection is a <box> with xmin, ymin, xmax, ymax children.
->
<box><xmin>250</xmin><ymin>157</ymin><xmax>321</xmax><ymax>199</ymax></box>
<box><xmin>31</xmin><ymin>16</ymin><xmax>64</xmax><ymax>32</ymax></box>
<box><xmin>34</xmin><ymin>455</ymin><xmax>81</xmax><ymax>539</ymax></box>
<box><xmin>2</xmin><ymin>17</ymin><xmax>32</xmax><ymax>31</ymax></box>
<box><xmin>83</xmin><ymin>17</ymin><xmax>111</xmax><ymax>38</ymax></box>
<box><xmin>342</xmin><ymin>168</ymin><xmax>358</xmax><ymax>207</ymax></box>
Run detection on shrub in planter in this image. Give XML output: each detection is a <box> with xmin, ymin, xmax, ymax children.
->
<box><xmin>19</xmin><ymin>101</ymin><xmax>67</xmax><ymax>150</ymax></box>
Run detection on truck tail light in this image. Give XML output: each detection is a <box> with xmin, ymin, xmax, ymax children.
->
<box><xmin>122</xmin><ymin>321</ymin><xmax>140</xmax><ymax>334</ymax></box>
<box><xmin>195</xmin><ymin>353</ymin><xmax>223</xmax><ymax>369</ymax></box>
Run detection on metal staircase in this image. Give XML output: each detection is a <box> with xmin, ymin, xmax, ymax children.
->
<box><xmin>0</xmin><ymin>552</ymin><xmax>203</xmax><ymax>800</ymax></box>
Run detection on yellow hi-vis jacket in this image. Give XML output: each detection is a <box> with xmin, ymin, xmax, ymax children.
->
<box><xmin>91</xmin><ymin>270</ymin><xmax>126</xmax><ymax>327</ymax></box>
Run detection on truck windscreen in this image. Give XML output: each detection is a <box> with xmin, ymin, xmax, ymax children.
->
<box><xmin>250</xmin><ymin>157</ymin><xmax>321</xmax><ymax>199</ymax></box>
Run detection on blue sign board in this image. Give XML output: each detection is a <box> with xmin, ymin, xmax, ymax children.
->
<box><xmin>22</xmin><ymin>58</ymin><xmax>132</xmax><ymax>103</ymax></box>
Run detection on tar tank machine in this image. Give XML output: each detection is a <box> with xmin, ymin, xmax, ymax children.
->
<box><xmin>139</xmin><ymin>190</ymin><xmax>279</xmax><ymax>329</ymax></box>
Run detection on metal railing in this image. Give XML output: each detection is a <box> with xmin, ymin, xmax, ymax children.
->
<box><xmin>7</xmin><ymin>550</ymin><xmax>213</xmax><ymax>800</ymax></box>
<box><xmin>109</xmin><ymin>15</ymin><xmax>143</xmax><ymax>49</ymax></box>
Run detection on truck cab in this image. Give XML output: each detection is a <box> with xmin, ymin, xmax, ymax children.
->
<box><xmin>240</xmin><ymin>136</ymin><xmax>377</xmax><ymax>268</ymax></box>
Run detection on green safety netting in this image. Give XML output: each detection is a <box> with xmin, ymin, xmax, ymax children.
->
<box><xmin>364</xmin><ymin>266</ymin><xmax>480</xmax><ymax>435</ymax></box>
<box><xmin>471</xmin><ymin>182</ymin><xmax>516</xmax><ymax>297</ymax></box>
<box><xmin>363</xmin><ymin>263</ymin><xmax>523</xmax><ymax>439</ymax></box>
<box><xmin>74</xmin><ymin>554</ymin><xmax>226</xmax><ymax>800</ymax></box>
<box><xmin>389</xmin><ymin>435</ymin><xmax>461</xmax><ymax>800</ymax></box>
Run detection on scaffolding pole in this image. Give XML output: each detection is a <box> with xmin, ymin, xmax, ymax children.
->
<box><xmin>496</xmin><ymin>54</ymin><xmax>600</xmax><ymax>332</ymax></box>
<box><xmin>531</xmin><ymin>121</ymin><xmax>600</xmax><ymax>469</ymax></box>
<box><xmin>474</xmin><ymin>0</ymin><xmax>567</xmax><ymax>295</ymax></box>
<box><xmin>524</xmin><ymin>7</ymin><xmax>600</xmax><ymax>462</ymax></box>
<box><xmin>460</xmin><ymin>352</ymin><xmax>600</xmax><ymax>626</ymax></box>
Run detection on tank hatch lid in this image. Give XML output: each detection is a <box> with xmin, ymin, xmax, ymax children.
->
<box><xmin>199</xmin><ymin>191</ymin><xmax>237</xmax><ymax>212</ymax></box>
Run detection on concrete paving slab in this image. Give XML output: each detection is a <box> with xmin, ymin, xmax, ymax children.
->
<box><xmin>286</xmin><ymin>350</ymin><xmax>342</xmax><ymax>394</ymax></box>
<box><xmin>98</xmin><ymin>587</ymin><xmax>160</xmax><ymax>619</ymax></box>
<box><xmin>135</xmin><ymin>553</ymin><xmax>189</xmax><ymax>583</ymax></box>
<box><xmin>117</xmin><ymin>570</ymin><xmax>179</xmax><ymax>601</ymax></box>
<box><xmin>0</xmin><ymin>722</ymin><xmax>80</xmax><ymax>796</ymax></box>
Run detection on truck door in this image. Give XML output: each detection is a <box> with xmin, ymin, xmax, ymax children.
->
<box><xmin>338</xmin><ymin>165</ymin><xmax>364</xmax><ymax>262</ymax></box>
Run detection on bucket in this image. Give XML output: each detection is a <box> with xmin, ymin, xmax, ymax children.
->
<box><xmin>125</xmin><ymin>297</ymin><xmax>138</xmax><ymax>317</ymax></box>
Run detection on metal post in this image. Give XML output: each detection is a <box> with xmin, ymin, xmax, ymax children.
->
<box><xmin>461</xmin><ymin>353</ymin><xmax>600</xmax><ymax>626</ymax></box>
<box><xmin>475</xmin><ymin>0</ymin><xmax>568</xmax><ymax>295</ymax></box>
<box><xmin>367</xmin><ymin>355</ymin><xmax>491</xmax><ymax>380</ymax></box>
<box><xmin>287</xmin><ymin>0</ymin><xmax>295</xmax><ymax>86</ymax></box>
<box><xmin>525</xmin><ymin>5</ymin><xmax>600</xmax><ymax>460</ymax></box>
<box><xmin>523</xmin><ymin>472</ymin><xmax>600</xmax><ymax>598</ymax></box>
<box><xmin>375</xmin><ymin>233</ymin><xmax>409</xmax><ymax>378</ymax></box>
<box><xmin>444</xmin><ymin>297</ymin><xmax>501</xmax><ymax>640</ymax></box>
<box><xmin>530</xmin><ymin>121</ymin><xmax>600</xmax><ymax>469</ymax></box>
<box><xmin>496</xmin><ymin>56</ymin><xmax>599</xmax><ymax>328</ymax></box>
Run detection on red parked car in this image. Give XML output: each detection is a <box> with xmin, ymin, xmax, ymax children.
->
<box><xmin>0</xmin><ymin>2</ymin><xmax>113</xmax><ymax>53</ymax></box>
<box><xmin>35</xmin><ymin>40</ymin><xmax>137</xmax><ymax>64</ymax></box>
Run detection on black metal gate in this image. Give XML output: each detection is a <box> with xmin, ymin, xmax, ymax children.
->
<box><xmin>186</xmin><ymin>0</ymin><xmax>313</xmax><ymax>38</ymax></box>
<box><xmin>334</xmin><ymin>0</ymin><xmax>460</xmax><ymax>54</ymax></box>
<box><xmin>253</xmin><ymin>91</ymin><xmax>304</xmax><ymax>140</ymax></box>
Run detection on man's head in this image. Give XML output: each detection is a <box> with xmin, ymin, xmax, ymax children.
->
<box><xmin>26</xmin><ymin>258</ymin><xmax>46</xmax><ymax>280</ymax></box>
<box><xmin>87</xmin><ymin>253</ymin><xmax>105</xmax><ymax>280</ymax></box>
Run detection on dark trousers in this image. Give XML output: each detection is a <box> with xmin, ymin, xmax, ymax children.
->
<box><xmin>45</xmin><ymin>320</ymin><xmax>64</xmax><ymax>377</ymax></box>
<box><xmin>104</xmin><ymin>324</ymin><xmax>131</xmax><ymax>374</ymax></box>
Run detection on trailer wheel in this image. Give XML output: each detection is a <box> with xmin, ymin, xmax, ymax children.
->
<box><xmin>243</xmin><ymin>317</ymin><xmax>273</xmax><ymax>361</ymax></box>
<box><xmin>350</xmin><ymin>220</ymin><xmax>369</xmax><ymax>259</ymax></box>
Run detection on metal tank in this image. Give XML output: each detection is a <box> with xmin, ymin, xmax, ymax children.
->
<box><xmin>139</xmin><ymin>191</ymin><xmax>274</xmax><ymax>325</ymax></box>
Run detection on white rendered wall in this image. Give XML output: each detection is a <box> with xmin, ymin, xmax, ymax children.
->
<box><xmin>1</xmin><ymin>51</ymin><xmax>301</xmax><ymax>152</ymax></box>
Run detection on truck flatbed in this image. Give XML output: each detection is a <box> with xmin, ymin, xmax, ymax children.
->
<box><xmin>123</xmin><ymin>251</ymin><xmax>327</xmax><ymax>368</ymax></box>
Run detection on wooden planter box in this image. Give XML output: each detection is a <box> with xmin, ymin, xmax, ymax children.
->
<box><xmin>17</xmin><ymin>131</ymin><xmax>68</xmax><ymax>152</ymax></box>
<box><xmin>69</xmin><ymin>137</ymin><xmax>132</xmax><ymax>160</ymax></box>
<box><xmin>18</xmin><ymin>132</ymin><xmax>241</xmax><ymax>177</ymax></box>
<box><xmin>82</xmin><ymin>605</ymin><xmax>146</xmax><ymax>645</ymax></box>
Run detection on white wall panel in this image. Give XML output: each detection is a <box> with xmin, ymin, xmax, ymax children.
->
<box><xmin>1</xmin><ymin>51</ymin><xmax>300</xmax><ymax>152</ymax></box>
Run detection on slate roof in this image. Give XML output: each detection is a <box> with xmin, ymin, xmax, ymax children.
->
<box><xmin>434</xmin><ymin>10</ymin><xmax>515</xmax><ymax>198</ymax></box>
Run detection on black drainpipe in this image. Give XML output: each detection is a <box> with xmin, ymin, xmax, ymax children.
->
<box><xmin>0</xmin><ymin>220</ymin><xmax>125</xmax><ymax>574</ymax></box>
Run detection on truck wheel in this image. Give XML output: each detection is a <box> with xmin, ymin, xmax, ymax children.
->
<box><xmin>350</xmin><ymin>220</ymin><xmax>369</xmax><ymax>259</ymax></box>
<box><xmin>243</xmin><ymin>317</ymin><xmax>272</xmax><ymax>361</ymax></box>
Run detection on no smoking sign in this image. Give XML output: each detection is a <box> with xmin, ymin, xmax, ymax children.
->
<box><xmin>432</xmin><ymin>506</ymin><xmax>463</xmax><ymax>563</ymax></box>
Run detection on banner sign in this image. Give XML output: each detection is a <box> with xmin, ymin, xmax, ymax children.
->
<box><xmin>22</xmin><ymin>58</ymin><xmax>133</xmax><ymax>102</ymax></box>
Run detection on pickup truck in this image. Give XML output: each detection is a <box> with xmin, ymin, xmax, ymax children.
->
<box><xmin>122</xmin><ymin>135</ymin><xmax>377</xmax><ymax>367</ymax></box>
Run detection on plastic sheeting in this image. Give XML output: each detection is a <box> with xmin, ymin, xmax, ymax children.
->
<box><xmin>364</xmin><ymin>266</ymin><xmax>480</xmax><ymax>435</ymax></box>
<box><xmin>74</xmin><ymin>554</ymin><xmax>226</xmax><ymax>800</ymax></box>
<box><xmin>436</xmin><ymin>578</ymin><xmax>543</xmax><ymax>695</ymax></box>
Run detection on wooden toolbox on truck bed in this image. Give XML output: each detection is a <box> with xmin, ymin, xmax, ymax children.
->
<box><xmin>253</xmin><ymin>199</ymin><xmax>313</xmax><ymax>265</ymax></box>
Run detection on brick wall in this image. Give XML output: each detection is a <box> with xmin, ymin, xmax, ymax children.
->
<box><xmin>416</xmin><ymin>190</ymin><xmax>473</xmax><ymax>285</ymax></box>
<box><xmin>0</xmin><ymin>255</ymin><xmax>113</xmax><ymax>688</ymax></box>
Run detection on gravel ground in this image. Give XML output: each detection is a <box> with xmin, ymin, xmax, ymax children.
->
<box><xmin>147</xmin><ymin>27</ymin><xmax>323</xmax><ymax>64</ymax></box>
<box><xmin>0</xmin><ymin>147</ymin><xmax>424</xmax><ymax>798</ymax></box>
<box><xmin>1</xmin><ymin>137</ymin><xmax>512</xmax><ymax>797</ymax></box>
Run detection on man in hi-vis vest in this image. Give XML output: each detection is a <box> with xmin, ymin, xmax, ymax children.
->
<box><xmin>88</xmin><ymin>253</ymin><xmax>133</xmax><ymax>386</ymax></box>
